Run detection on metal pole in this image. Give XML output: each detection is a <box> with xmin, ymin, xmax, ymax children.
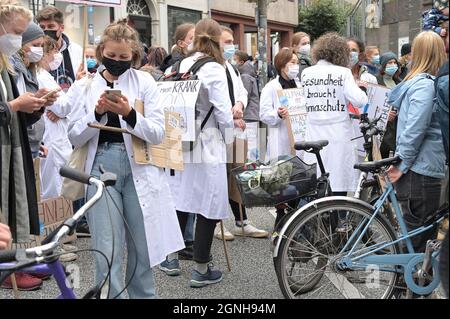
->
<box><xmin>257</xmin><ymin>0</ymin><xmax>268</xmax><ymax>90</ymax></box>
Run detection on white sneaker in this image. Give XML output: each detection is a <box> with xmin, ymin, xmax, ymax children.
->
<box><xmin>61</xmin><ymin>243</ymin><xmax>77</xmax><ymax>252</ymax></box>
<box><xmin>232</xmin><ymin>223</ymin><xmax>269</xmax><ymax>238</ymax></box>
<box><xmin>214</xmin><ymin>224</ymin><xmax>235</xmax><ymax>241</ymax></box>
<box><xmin>55</xmin><ymin>246</ymin><xmax>78</xmax><ymax>263</ymax></box>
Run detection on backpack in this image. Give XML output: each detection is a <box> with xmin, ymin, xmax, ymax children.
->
<box><xmin>434</xmin><ymin>62</ymin><xmax>449</xmax><ymax>160</ymax></box>
<box><xmin>163</xmin><ymin>56</ymin><xmax>216</xmax><ymax>152</ymax></box>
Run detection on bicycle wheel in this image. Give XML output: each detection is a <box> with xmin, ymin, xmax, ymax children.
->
<box><xmin>274</xmin><ymin>199</ymin><xmax>402</xmax><ymax>299</ymax></box>
<box><xmin>440</xmin><ymin>229</ymin><xmax>449</xmax><ymax>298</ymax></box>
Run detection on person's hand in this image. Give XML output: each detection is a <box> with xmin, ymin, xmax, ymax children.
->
<box><xmin>357</xmin><ymin>80</ymin><xmax>369</xmax><ymax>90</ymax></box>
<box><xmin>99</xmin><ymin>93</ymin><xmax>132</xmax><ymax>117</ymax></box>
<box><xmin>35</xmin><ymin>88</ymin><xmax>59</xmax><ymax>107</ymax></box>
<box><xmin>0</xmin><ymin>223</ymin><xmax>12</xmax><ymax>250</ymax></box>
<box><xmin>39</xmin><ymin>145</ymin><xmax>48</xmax><ymax>158</ymax></box>
<box><xmin>388</xmin><ymin>110</ymin><xmax>397</xmax><ymax>122</ymax></box>
<box><xmin>234</xmin><ymin>119</ymin><xmax>246</xmax><ymax>131</ymax></box>
<box><xmin>387</xmin><ymin>165</ymin><xmax>403</xmax><ymax>184</ymax></box>
<box><xmin>278</xmin><ymin>107</ymin><xmax>289</xmax><ymax>119</ymax></box>
<box><xmin>232</xmin><ymin>102</ymin><xmax>244</xmax><ymax>120</ymax></box>
<box><xmin>8</xmin><ymin>93</ymin><xmax>46</xmax><ymax>113</ymax></box>
<box><xmin>76</xmin><ymin>62</ymin><xmax>87</xmax><ymax>81</ymax></box>
<box><xmin>440</xmin><ymin>28</ymin><xmax>447</xmax><ymax>37</ymax></box>
<box><xmin>46</xmin><ymin>110</ymin><xmax>61</xmax><ymax>123</ymax></box>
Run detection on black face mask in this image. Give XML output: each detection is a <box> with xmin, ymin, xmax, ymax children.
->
<box><xmin>102</xmin><ymin>57</ymin><xmax>132</xmax><ymax>77</ymax></box>
<box><xmin>44</xmin><ymin>30</ymin><xmax>60</xmax><ymax>42</ymax></box>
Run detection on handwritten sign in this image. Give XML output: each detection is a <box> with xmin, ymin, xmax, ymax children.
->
<box><xmin>132</xmin><ymin>100</ymin><xmax>184</xmax><ymax>171</ymax></box>
<box><xmin>12</xmin><ymin>197</ymin><xmax>76</xmax><ymax>249</ymax></box>
<box><xmin>277</xmin><ymin>89</ymin><xmax>307</xmax><ymax>154</ymax></box>
<box><xmin>157</xmin><ymin>80</ymin><xmax>201</xmax><ymax>142</ymax></box>
<box><xmin>366</xmin><ymin>83</ymin><xmax>392</xmax><ymax>146</ymax></box>
<box><xmin>57</xmin><ymin>0</ymin><xmax>122</xmax><ymax>6</ymax></box>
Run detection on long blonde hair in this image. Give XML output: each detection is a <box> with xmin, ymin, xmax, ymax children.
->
<box><xmin>404</xmin><ymin>31</ymin><xmax>447</xmax><ymax>81</ymax></box>
<box><xmin>0</xmin><ymin>0</ymin><xmax>33</xmax><ymax>73</ymax></box>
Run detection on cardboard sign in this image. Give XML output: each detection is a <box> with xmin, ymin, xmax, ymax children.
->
<box><xmin>57</xmin><ymin>0</ymin><xmax>122</xmax><ymax>7</ymax></box>
<box><xmin>227</xmin><ymin>138</ymin><xmax>248</xmax><ymax>204</ymax></box>
<box><xmin>132</xmin><ymin>100</ymin><xmax>184</xmax><ymax>171</ymax></box>
<box><xmin>277</xmin><ymin>89</ymin><xmax>308</xmax><ymax>154</ymax></box>
<box><xmin>366</xmin><ymin>84</ymin><xmax>392</xmax><ymax>146</ymax></box>
<box><xmin>157</xmin><ymin>80</ymin><xmax>201</xmax><ymax>142</ymax></box>
<box><xmin>12</xmin><ymin>197</ymin><xmax>77</xmax><ymax>249</ymax></box>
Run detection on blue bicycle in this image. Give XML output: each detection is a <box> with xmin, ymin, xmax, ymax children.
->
<box><xmin>273</xmin><ymin>156</ymin><xmax>448</xmax><ymax>299</ymax></box>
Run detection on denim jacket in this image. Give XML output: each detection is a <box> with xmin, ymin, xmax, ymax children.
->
<box><xmin>387</xmin><ymin>73</ymin><xmax>446</xmax><ymax>179</ymax></box>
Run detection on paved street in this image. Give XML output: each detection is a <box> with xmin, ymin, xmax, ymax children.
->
<box><xmin>0</xmin><ymin>208</ymin><xmax>284</xmax><ymax>299</ymax></box>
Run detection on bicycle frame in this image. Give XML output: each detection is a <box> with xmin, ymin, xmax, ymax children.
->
<box><xmin>0</xmin><ymin>261</ymin><xmax>76</xmax><ymax>299</ymax></box>
<box><xmin>338</xmin><ymin>178</ymin><xmax>445</xmax><ymax>294</ymax></box>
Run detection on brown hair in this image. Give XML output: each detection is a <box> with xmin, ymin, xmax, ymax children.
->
<box><xmin>274</xmin><ymin>47</ymin><xmax>295</xmax><ymax>75</ymax></box>
<box><xmin>36</xmin><ymin>5</ymin><xmax>64</xmax><ymax>24</ymax></box>
<box><xmin>172</xmin><ymin>23</ymin><xmax>195</xmax><ymax>54</ymax></box>
<box><xmin>191</xmin><ymin>18</ymin><xmax>224</xmax><ymax>65</ymax></box>
<box><xmin>405</xmin><ymin>31</ymin><xmax>447</xmax><ymax>81</ymax></box>
<box><xmin>312</xmin><ymin>32</ymin><xmax>350</xmax><ymax>67</ymax></box>
<box><xmin>147</xmin><ymin>46</ymin><xmax>167</xmax><ymax>68</ymax></box>
<box><xmin>220</xmin><ymin>25</ymin><xmax>234</xmax><ymax>36</ymax></box>
<box><xmin>95</xmin><ymin>19</ymin><xmax>142</xmax><ymax>68</ymax></box>
<box><xmin>365</xmin><ymin>45</ymin><xmax>379</xmax><ymax>58</ymax></box>
<box><xmin>292</xmin><ymin>32</ymin><xmax>310</xmax><ymax>47</ymax></box>
<box><xmin>37</xmin><ymin>35</ymin><xmax>58</xmax><ymax>70</ymax></box>
<box><xmin>235</xmin><ymin>50</ymin><xmax>250</xmax><ymax>63</ymax></box>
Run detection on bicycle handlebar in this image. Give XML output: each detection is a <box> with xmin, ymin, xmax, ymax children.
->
<box><xmin>60</xmin><ymin>166</ymin><xmax>93</xmax><ymax>185</ymax></box>
<box><xmin>0</xmin><ymin>249</ymin><xmax>17</xmax><ymax>263</ymax></box>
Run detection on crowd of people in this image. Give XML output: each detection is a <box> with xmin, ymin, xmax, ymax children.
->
<box><xmin>0</xmin><ymin>0</ymin><xmax>448</xmax><ymax>298</ymax></box>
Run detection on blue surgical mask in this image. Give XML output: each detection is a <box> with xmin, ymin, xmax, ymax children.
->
<box><xmin>385</xmin><ymin>65</ymin><xmax>399</xmax><ymax>76</ymax></box>
<box><xmin>371</xmin><ymin>55</ymin><xmax>380</xmax><ymax>65</ymax></box>
<box><xmin>350</xmin><ymin>52</ymin><xmax>360</xmax><ymax>67</ymax></box>
<box><xmin>223</xmin><ymin>44</ymin><xmax>236</xmax><ymax>61</ymax></box>
<box><xmin>86</xmin><ymin>58</ymin><xmax>97</xmax><ymax>70</ymax></box>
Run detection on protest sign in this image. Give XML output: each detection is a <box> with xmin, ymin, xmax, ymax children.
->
<box><xmin>277</xmin><ymin>88</ymin><xmax>307</xmax><ymax>154</ymax></box>
<box><xmin>366</xmin><ymin>83</ymin><xmax>392</xmax><ymax>146</ymax></box>
<box><xmin>157</xmin><ymin>81</ymin><xmax>201</xmax><ymax>142</ymax></box>
<box><xmin>132</xmin><ymin>100</ymin><xmax>184</xmax><ymax>171</ymax></box>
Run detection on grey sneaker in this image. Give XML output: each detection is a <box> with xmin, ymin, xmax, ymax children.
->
<box><xmin>159</xmin><ymin>258</ymin><xmax>181</xmax><ymax>276</ymax></box>
<box><xmin>190</xmin><ymin>266</ymin><xmax>223</xmax><ymax>288</ymax></box>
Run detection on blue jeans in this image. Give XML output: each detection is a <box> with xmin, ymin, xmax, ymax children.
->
<box><xmin>184</xmin><ymin>213</ymin><xmax>195</xmax><ymax>242</ymax></box>
<box><xmin>86</xmin><ymin>143</ymin><xmax>155</xmax><ymax>299</ymax></box>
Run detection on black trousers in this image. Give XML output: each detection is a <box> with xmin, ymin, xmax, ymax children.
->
<box><xmin>177</xmin><ymin>211</ymin><xmax>219</xmax><ymax>263</ymax></box>
<box><xmin>229</xmin><ymin>199</ymin><xmax>248</xmax><ymax>222</ymax></box>
<box><xmin>395</xmin><ymin>170</ymin><xmax>442</xmax><ymax>252</ymax></box>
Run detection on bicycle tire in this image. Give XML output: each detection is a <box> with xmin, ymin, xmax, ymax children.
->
<box><xmin>275</xmin><ymin>199</ymin><xmax>403</xmax><ymax>299</ymax></box>
<box><xmin>440</xmin><ymin>229</ymin><xmax>449</xmax><ymax>298</ymax></box>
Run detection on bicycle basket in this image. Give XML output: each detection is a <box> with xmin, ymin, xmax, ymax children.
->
<box><xmin>231</xmin><ymin>156</ymin><xmax>317</xmax><ymax>208</ymax></box>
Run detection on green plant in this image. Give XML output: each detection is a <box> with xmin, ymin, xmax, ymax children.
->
<box><xmin>297</xmin><ymin>0</ymin><xmax>352</xmax><ymax>40</ymax></box>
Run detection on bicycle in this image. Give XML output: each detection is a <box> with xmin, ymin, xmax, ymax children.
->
<box><xmin>0</xmin><ymin>167</ymin><xmax>119</xmax><ymax>299</ymax></box>
<box><xmin>273</xmin><ymin>156</ymin><xmax>448</xmax><ymax>299</ymax></box>
<box><xmin>352</xmin><ymin>113</ymin><xmax>398</xmax><ymax>229</ymax></box>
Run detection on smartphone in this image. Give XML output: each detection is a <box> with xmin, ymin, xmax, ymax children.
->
<box><xmin>105</xmin><ymin>89</ymin><xmax>122</xmax><ymax>103</ymax></box>
<box><xmin>41</xmin><ymin>88</ymin><xmax>61</xmax><ymax>100</ymax></box>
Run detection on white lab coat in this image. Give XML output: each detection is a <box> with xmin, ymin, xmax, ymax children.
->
<box><xmin>260</xmin><ymin>76</ymin><xmax>302</xmax><ymax>161</ymax></box>
<box><xmin>174</xmin><ymin>53</ymin><xmax>234</xmax><ymax>220</ymax></box>
<box><xmin>67</xmin><ymin>68</ymin><xmax>185</xmax><ymax>267</ymax></box>
<box><xmin>225</xmin><ymin>61</ymin><xmax>248</xmax><ymax>109</ymax></box>
<box><xmin>37</xmin><ymin>69</ymin><xmax>72</xmax><ymax>199</ymax></box>
<box><xmin>301</xmin><ymin>60</ymin><xmax>369</xmax><ymax>192</ymax></box>
<box><xmin>352</xmin><ymin>70</ymin><xmax>378</xmax><ymax>160</ymax></box>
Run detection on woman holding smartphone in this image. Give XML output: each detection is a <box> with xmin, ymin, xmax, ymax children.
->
<box><xmin>67</xmin><ymin>20</ymin><xmax>184</xmax><ymax>299</ymax></box>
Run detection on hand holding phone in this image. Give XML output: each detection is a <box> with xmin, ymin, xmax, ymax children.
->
<box><xmin>105</xmin><ymin>89</ymin><xmax>122</xmax><ymax>103</ymax></box>
<box><xmin>40</xmin><ymin>88</ymin><xmax>61</xmax><ymax>100</ymax></box>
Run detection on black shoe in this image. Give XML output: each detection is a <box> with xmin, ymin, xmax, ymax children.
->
<box><xmin>76</xmin><ymin>223</ymin><xmax>91</xmax><ymax>238</ymax></box>
<box><xmin>179</xmin><ymin>246</ymin><xmax>194</xmax><ymax>260</ymax></box>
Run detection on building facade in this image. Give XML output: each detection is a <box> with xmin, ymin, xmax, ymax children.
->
<box><xmin>211</xmin><ymin>0</ymin><xmax>299</xmax><ymax>59</ymax></box>
<box><xmin>351</xmin><ymin>0</ymin><xmax>434</xmax><ymax>56</ymax></box>
<box><xmin>25</xmin><ymin>0</ymin><xmax>298</xmax><ymax>59</ymax></box>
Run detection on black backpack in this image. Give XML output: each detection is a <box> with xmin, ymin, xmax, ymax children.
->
<box><xmin>163</xmin><ymin>57</ymin><xmax>217</xmax><ymax>152</ymax></box>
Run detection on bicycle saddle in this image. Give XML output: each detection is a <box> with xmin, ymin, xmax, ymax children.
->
<box><xmin>295</xmin><ymin>140</ymin><xmax>329</xmax><ymax>152</ymax></box>
<box><xmin>354</xmin><ymin>156</ymin><xmax>401</xmax><ymax>173</ymax></box>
